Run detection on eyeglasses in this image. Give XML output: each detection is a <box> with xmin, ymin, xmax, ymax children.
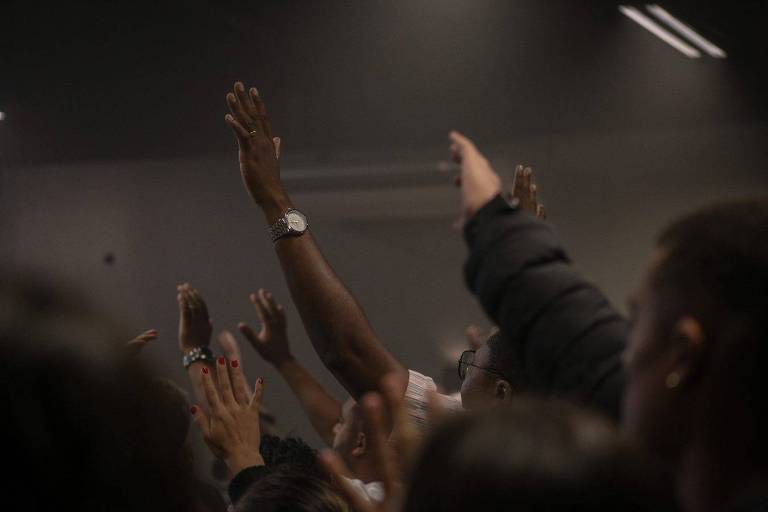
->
<box><xmin>457</xmin><ymin>350</ymin><xmax>505</xmax><ymax>382</ymax></box>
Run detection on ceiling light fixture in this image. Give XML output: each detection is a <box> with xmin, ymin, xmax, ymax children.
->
<box><xmin>619</xmin><ymin>5</ymin><xmax>701</xmax><ymax>58</ymax></box>
<box><xmin>646</xmin><ymin>4</ymin><xmax>727</xmax><ymax>58</ymax></box>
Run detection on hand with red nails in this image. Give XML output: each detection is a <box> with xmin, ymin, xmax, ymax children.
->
<box><xmin>238</xmin><ymin>289</ymin><xmax>292</xmax><ymax>366</ymax></box>
<box><xmin>124</xmin><ymin>329</ymin><xmax>158</xmax><ymax>356</ymax></box>
<box><xmin>224</xmin><ymin>82</ymin><xmax>287</xmax><ymax>219</ymax></box>
<box><xmin>449</xmin><ymin>131</ymin><xmax>502</xmax><ymax>219</ymax></box>
<box><xmin>192</xmin><ymin>355</ymin><xmax>266</xmax><ymax>475</ymax></box>
<box><xmin>177</xmin><ymin>283</ymin><xmax>213</xmax><ymax>353</ymax></box>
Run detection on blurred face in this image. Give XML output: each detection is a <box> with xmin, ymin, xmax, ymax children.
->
<box><xmin>331</xmin><ymin>398</ymin><xmax>363</xmax><ymax>465</ymax></box>
<box><xmin>621</xmin><ymin>251</ymin><xmax>687</xmax><ymax>460</ymax></box>
<box><xmin>460</xmin><ymin>344</ymin><xmax>503</xmax><ymax>411</ymax></box>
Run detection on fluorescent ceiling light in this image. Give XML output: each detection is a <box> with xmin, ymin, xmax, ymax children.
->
<box><xmin>619</xmin><ymin>5</ymin><xmax>701</xmax><ymax>58</ymax></box>
<box><xmin>647</xmin><ymin>4</ymin><xmax>727</xmax><ymax>58</ymax></box>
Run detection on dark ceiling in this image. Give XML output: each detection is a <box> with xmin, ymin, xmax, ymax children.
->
<box><xmin>2</xmin><ymin>0</ymin><xmax>766</xmax><ymax>167</ymax></box>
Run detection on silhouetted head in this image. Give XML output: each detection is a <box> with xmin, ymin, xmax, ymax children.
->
<box><xmin>1</xmin><ymin>273</ymin><xmax>198</xmax><ymax>510</ymax></box>
<box><xmin>405</xmin><ymin>397</ymin><xmax>673</xmax><ymax>512</ymax></box>
<box><xmin>622</xmin><ymin>198</ymin><xmax>768</xmax><ymax>468</ymax></box>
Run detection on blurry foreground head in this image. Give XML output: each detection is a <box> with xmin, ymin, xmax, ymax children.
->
<box><xmin>405</xmin><ymin>397</ymin><xmax>673</xmax><ymax>512</ymax></box>
<box><xmin>236</xmin><ymin>467</ymin><xmax>350</xmax><ymax>512</ymax></box>
<box><xmin>622</xmin><ymin>199</ymin><xmax>768</xmax><ymax>466</ymax></box>
<box><xmin>1</xmin><ymin>273</ymin><xmax>198</xmax><ymax>510</ymax></box>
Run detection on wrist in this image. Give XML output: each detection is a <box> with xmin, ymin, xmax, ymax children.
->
<box><xmin>260</xmin><ymin>193</ymin><xmax>293</xmax><ymax>225</ymax></box>
<box><xmin>226</xmin><ymin>450</ymin><xmax>265</xmax><ymax>476</ymax></box>
<box><xmin>273</xmin><ymin>355</ymin><xmax>297</xmax><ymax>371</ymax></box>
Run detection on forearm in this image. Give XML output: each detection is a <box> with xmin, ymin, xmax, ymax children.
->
<box><xmin>275</xmin><ymin>357</ymin><xmax>343</xmax><ymax>446</ymax></box>
<box><xmin>260</xmin><ymin>195</ymin><xmax>407</xmax><ymax>398</ymax></box>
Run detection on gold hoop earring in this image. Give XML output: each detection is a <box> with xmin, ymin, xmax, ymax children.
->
<box><xmin>665</xmin><ymin>372</ymin><xmax>681</xmax><ymax>389</ymax></box>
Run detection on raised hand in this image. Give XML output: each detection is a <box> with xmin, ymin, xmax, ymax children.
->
<box><xmin>238</xmin><ymin>289</ymin><xmax>292</xmax><ymax>367</ymax></box>
<box><xmin>191</xmin><ymin>357</ymin><xmax>265</xmax><ymax>475</ymax></box>
<box><xmin>464</xmin><ymin>324</ymin><xmax>485</xmax><ymax>351</ymax></box>
<box><xmin>177</xmin><ymin>283</ymin><xmax>213</xmax><ymax>353</ymax></box>
<box><xmin>124</xmin><ymin>329</ymin><xmax>158</xmax><ymax>356</ymax></box>
<box><xmin>449</xmin><ymin>131</ymin><xmax>502</xmax><ymax>218</ymax></box>
<box><xmin>224</xmin><ymin>82</ymin><xmax>285</xmax><ymax>211</ymax></box>
<box><xmin>511</xmin><ymin>164</ymin><xmax>546</xmax><ymax>220</ymax></box>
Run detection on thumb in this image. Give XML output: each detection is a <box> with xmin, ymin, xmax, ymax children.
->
<box><xmin>238</xmin><ymin>322</ymin><xmax>260</xmax><ymax>346</ymax></box>
<box><xmin>190</xmin><ymin>405</ymin><xmax>211</xmax><ymax>439</ymax></box>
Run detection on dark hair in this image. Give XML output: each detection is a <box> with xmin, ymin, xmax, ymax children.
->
<box><xmin>404</xmin><ymin>397</ymin><xmax>674</xmax><ymax>512</ymax></box>
<box><xmin>235</xmin><ymin>467</ymin><xmax>350</xmax><ymax>512</ymax></box>
<box><xmin>259</xmin><ymin>434</ymin><xmax>326</xmax><ymax>479</ymax></box>
<box><xmin>485</xmin><ymin>330</ymin><xmax>526</xmax><ymax>388</ymax></box>
<box><xmin>651</xmin><ymin>197</ymin><xmax>768</xmax><ymax>455</ymax></box>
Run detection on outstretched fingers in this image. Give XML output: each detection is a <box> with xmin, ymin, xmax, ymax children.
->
<box><xmin>361</xmin><ymin>393</ymin><xmax>399</xmax><ymax>497</ymax></box>
<box><xmin>190</xmin><ymin>404</ymin><xmax>211</xmax><ymax>439</ymax></box>
<box><xmin>216</xmin><ymin>356</ymin><xmax>236</xmax><ymax>406</ymax></box>
<box><xmin>228</xmin><ymin>358</ymin><xmax>250</xmax><ymax>406</ymax></box>
<box><xmin>200</xmin><ymin>365</ymin><xmax>224</xmax><ymax>415</ymax></box>
<box><xmin>249</xmin><ymin>376</ymin><xmax>264</xmax><ymax>410</ymax></box>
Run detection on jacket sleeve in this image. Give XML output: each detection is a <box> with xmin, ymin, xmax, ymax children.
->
<box><xmin>464</xmin><ymin>194</ymin><xmax>627</xmax><ymax>419</ymax></box>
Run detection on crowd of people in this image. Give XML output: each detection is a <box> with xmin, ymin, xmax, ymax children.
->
<box><xmin>2</xmin><ymin>80</ymin><xmax>767</xmax><ymax>512</ymax></box>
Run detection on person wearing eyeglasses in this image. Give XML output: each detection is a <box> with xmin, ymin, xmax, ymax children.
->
<box><xmin>457</xmin><ymin>331</ymin><xmax>526</xmax><ymax>411</ymax></box>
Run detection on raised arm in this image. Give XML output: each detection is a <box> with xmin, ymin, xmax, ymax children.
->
<box><xmin>239</xmin><ymin>289</ymin><xmax>343</xmax><ymax>447</ymax></box>
<box><xmin>450</xmin><ymin>132</ymin><xmax>627</xmax><ymax>419</ymax></box>
<box><xmin>223</xmin><ymin>81</ymin><xmax>408</xmax><ymax>399</ymax></box>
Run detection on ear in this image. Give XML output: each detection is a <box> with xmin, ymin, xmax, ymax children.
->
<box><xmin>351</xmin><ymin>432</ymin><xmax>366</xmax><ymax>457</ymax></box>
<box><xmin>495</xmin><ymin>380</ymin><xmax>513</xmax><ymax>402</ymax></box>
<box><xmin>669</xmin><ymin>316</ymin><xmax>706</xmax><ymax>386</ymax></box>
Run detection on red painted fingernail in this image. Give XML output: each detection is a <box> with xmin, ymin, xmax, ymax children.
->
<box><xmin>202</xmin><ymin>367</ymin><xmax>209</xmax><ymax>375</ymax></box>
<box><xmin>190</xmin><ymin>405</ymin><xmax>198</xmax><ymax>414</ymax></box>
<box><xmin>231</xmin><ymin>360</ymin><xmax>240</xmax><ymax>368</ymax></box>
<box><xmin>218</xmin><ymin>356</ymin><xmax>226</xmax><ymax>365</ymax></box>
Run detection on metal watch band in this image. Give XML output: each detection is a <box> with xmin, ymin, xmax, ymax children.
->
<box><xmin>182</xmin><ymin>346</ymin><xmax>214</xmax><ymax>369</ymax></box>
<box><xmin>269</xmin><ymin>208</ymin><xmax>307</xmax><ymax>242</ymax></box>
<box><xmin>269</xmin><ymin>216</ymin><xmax>290</xmax><ymax>242</ymax></box>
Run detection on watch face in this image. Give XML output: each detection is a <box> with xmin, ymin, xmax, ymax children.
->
<box><xmin>287</xmin><ymin>212</ymin><xmax>307</xmax><ymax>231</ymax></box>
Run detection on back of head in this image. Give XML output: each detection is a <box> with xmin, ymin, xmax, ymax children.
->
<box><xmin>485</xmin><ymin>330</ymin><xmax>526</xmax><ymax>389</ymax></box>
<box><xmin>651</xmin><ymin>198</ymin><xmax>768</xmax><ymax>455</ymax></box>
<box><xmin>1</xmin><ymin>274</ymin><xmax>197</xmax><ymax>510</ymax></box>
<box><xmin>405</xmin><ymin>397</ymin><xmax>674</xmax><ymax>512</ymax></box>
<box><xmin>235</xmin><ymin>467</ymin><xmax>350</xmax><ymax>512</ymax></box>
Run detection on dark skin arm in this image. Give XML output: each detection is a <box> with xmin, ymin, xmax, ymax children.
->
<box><xmin>223</xmin><ymin>81</ymin><xmax>408</xmax><ymax>399</ymax></box>
<box><xmin>239</xmin><ymin>289</ymin><xmax>343</xmax><ymax>446</ymax></box>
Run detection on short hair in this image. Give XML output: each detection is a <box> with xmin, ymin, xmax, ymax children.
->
<box><xmin>235</xmin><ymin>467</ymin><xmax>350</xmax><ymax>512</ymax></box>
<box><xmin>404</xmin><ymin>397</ymin><xmax>674</xmax><ymax>512</ymax></box>
<box><xmin>259</xmin><ymin>435</ymin><xmax>325</xmax><ymax>479</ymax></box>
<box><xmin>651</xmin><ymin>197</ymin><xmax>768</xmax><ymax>453</ymax></box>
<box><xmin>485</xmin><ymin>331</ymin><xmax>526</xmax><ymax>389</ymax></box>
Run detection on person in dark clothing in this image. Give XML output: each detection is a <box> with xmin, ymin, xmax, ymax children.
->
<box><xmin>450</xmin><ymin>130</ymin><xmax>768</xmax><ymax>512</ymax></box>
<box><xmin>451</xmin><ymin>131</ymin><xmax>627</xmax><ymax>419</ymax></box>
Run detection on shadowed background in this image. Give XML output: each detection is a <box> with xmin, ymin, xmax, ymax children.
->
<box><xmin>2</xmin><ymin>0</ymin><xmax>767</xmax><ymax>454</ymax></box>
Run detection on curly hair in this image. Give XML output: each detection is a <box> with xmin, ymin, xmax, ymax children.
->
<box><xmin>259</xmin><ymin>435</ymin><xmax>326</xmax><ymax>480</ymax></box>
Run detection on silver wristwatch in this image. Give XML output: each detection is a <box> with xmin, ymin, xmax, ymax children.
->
<box><xmin>269</xmin><ymin>208</ymin><xmax>309</xmax><ymax>242</ymax></box>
